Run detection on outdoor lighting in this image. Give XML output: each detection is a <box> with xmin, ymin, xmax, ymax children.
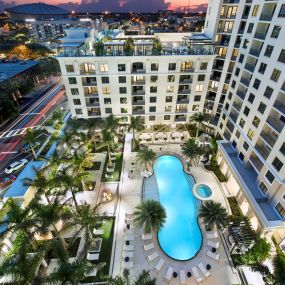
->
<box><xmin>80</xmin><ymin>18</ymin><xmax>91</xmax><ymax>22</ymax></box>
<box><xmin>25</xmin><ymin>18</ymin><xmax>35</xmax><ymax>22</ymax></box>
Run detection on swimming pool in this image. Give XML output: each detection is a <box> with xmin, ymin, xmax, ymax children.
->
<box><xmin>193</xmin><ymin>184</ymin><xmax>213</xmax><ymax>201</ymax></box>
<box><xmin>154</xmin><ymin>155</ymin><xmax>202</xmax><ymax>261</ymax></box>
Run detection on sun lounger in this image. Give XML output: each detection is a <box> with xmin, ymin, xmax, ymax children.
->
<box><xmin>87</xmin><ymin>252</ymin><xmax>99</xmax><ymax>261</ymax></box>
<box><xmin>147</xmin><ymin>251</ymin><xmax>159</xmax><ymax>262</ymax></box>
<box><xmin>207</xmin><ymin>250</ymin><xmax>220</xmax><ymax>261</ymax></box>
<box><xmin>198</xmin><ymin>263</ymin><xmax>211</xmax><ymax>278</ymax></box>
<box><xmin>207</xmin><ymin>240</ymin><xmax>219</xmax><ymax>249</ymax></box>
<box><xmin>192</xmin><ymin>266</ymin><xmax>203</xmax><ymax>283</ymax></box>
<box><xmin>206</xmin><ymin>231</ymin><xmax>218</xmax><ymax>239</ymax></box>
<box><xmin>142</xmin><ymin>233</ymin><xmax>152</xmax><ymax>240</ymax></box>
<box><xmin>154</xmin><ymin>258</ymin><xmax>165</xmax><ymax>273</ymax></box>
<box><xmin>180</xmin><ymin>270</ymin><xmax>186</xmax><ymax>284</ymax></box>
<box><xmin>93</xmin><ymin>229</ymin><xmax>104</xmax><ymax>235</ymax></box>
<box><xmin>125</xmin><ymin>234</ymin><xmax>134</xmax><ymax>241</ymax></box>
<box><xmin>105</xmin><ymin>173</ymin><xmax>113</xmax><ymax>179</ymax></box>
<box><xmin>125</xmin><ymin>229</ymin><xmax>135</xmax><ymax>235</ymax></box>
<box><xmin>122</xmin><ymin>251</ymin><xmax>134</xmax><ymax>258</ymax></box>
<box><xmin>106</xmin><ymin>163</ymin><xmax>115</xmax><ymax>172</ymax></box>
<box><xmin>122</xmin><ymin>261</ymin><xmax>133</xmax><ymax>268</ymax></box>
<box><xmin>125</xmin><ymin>213</ymin><xmax>134</xmax><ymax>219</ymax></box>
<box><xmin>123</xmin><ymin>244</ymin><xmax>134</xmax><ymax>251</ymax></box>
<box><xmin>144</xmin><ymin>243</ymin><xmax>154</xmax><ymax>251</ymax></box>
<box><xmin>165</xmin><ymin>266</ymin><xmax>173</xmax><ymax>282</ymax></box>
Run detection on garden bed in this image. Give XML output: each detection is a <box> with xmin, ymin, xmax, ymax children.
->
<box><xmin>101</xmin><ymin>153</ymin><xmax>123</xmax><ymax>182</ymax></box>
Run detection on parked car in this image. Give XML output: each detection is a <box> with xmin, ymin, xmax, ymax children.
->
<box><xmin>0</xmin><ymin>175</ymin><xmax>16</xmax><ymax>190</ymax></box>
<box><xmin>21</xmin><ymin>142</ymin><xmax>40</xmax><ymax>154</ymax></box>
<box><xmin>4</xmin><ymin>159</ymin><xmax>28</xmax><ymax>174</ymax></box>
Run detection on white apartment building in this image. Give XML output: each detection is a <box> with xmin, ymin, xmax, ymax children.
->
<box><xmin>56</xmin><ymin>30</ymin><xmax>216</xmax><ymax>126</ymax></box>
<box><xmin>204</xmin><ymin>0</ymin><xmax>285</xmax><ymax>242</ymax></box>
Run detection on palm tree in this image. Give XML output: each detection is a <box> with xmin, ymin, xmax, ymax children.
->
<box><xmin>24</xmin><ymin>128</ymin><xmax>42</xmax><ymax>158</ymax></box>
<box><xmin>136</xmin><ymin>147</ymin><xmax>156</xmax><ymax>171</ymax></box>
<box><xmin>190</xmin><ymin>112</ymin><xmax>206</xmax><ymax>142</ymax></box>
<box><xmin>100</xmin><ymin>128</ymin><xmax>115</xmax><ymax>167</ymax></box>
<box><xmin>199</xmin><ymin>200</ymin><xmax>228</xmax><ymax>230</ymax></box>
<box><xmin>104</xmin><ymin>114</ymin><xmax>120</xmax><ymax>134</ymax></box>
<box><xmin>182</xmin><ymin>139</ymin><xmax>204</xmax><ymax>166</ymax></box>
<box><xmin>133</xmin><ymin>200</ymin><xmax>166</xmax><ymax>234</ymax></box>
<box><xmin>128</xmin><ymin>116</ymin><xmax>144</xmax><ymax>140</ymax></box>
<box><xmin>134</xmin><ymin>270</ymin><xmax>156</xmax><ymax>285</ymax></box>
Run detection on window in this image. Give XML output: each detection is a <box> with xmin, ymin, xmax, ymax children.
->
<box><xmin>271</xmin><ymin>26</ymin><xmax>281</xmax><ymax>38</ymax></box>
<box><xmin>275</xmin><ymin>203</ymin><xmax>285</xmax><ymax>219</ymax></box>
<box><xmin>150</xmin><ymin>97</ymin><xmax>156</xmax><ymax>103</ymax></box>
<box><xmin>232</xmin><ymin>140</ymin><xmax>237</xmax><ymax>148</ymax></box>
<box><xmin>121</xmin><ymin>108</ymin><xmax>127</xmax><ymax>113</ymax></box>
<box><xmin>248</xmin><ymin>93</ymin><xmax>255</xmax><ymax>103</ymax></box>
<box><xmin>105</xmin><ymin>108</ymin><xmax>112</xmax><ymax>114</ymax></box>
<box><xmin>195</xmin><ymin>85</ymin><xmax>203</xmax><ymax>92</ymax></box>
<box><xmin>280</xmin><ymin>143</ymin><xmax>285</xmax><ymax>156</ymax></box>
<box><xmin>231</xmin><ymin>80</ymin><xmax>236</xmax><ymax>89</ymax></box>
<box><xmin>104</xmin><ymin>98</ymin><xmax>111</xmax><ymax>104</ymax></box>
<box><xmin>164</xmin><ymin>115</ymin><xmax>171</xmax><ymax>120</ymax></box>
<box><xmin>225</xmin><ymin>103</ymin><xmax>229</xmax><ymax>111</ymax></box>
<box><xmin>239</xmin><ymin>118</ymin><xmax>245</xmax><ymax>128</ymax></box>
<box><xmin>150</xmin><ymin>86</ymin><xmax>157</xmax><ymax>93</ymax></box>
<box><xmin>68</xmin><ymin>77</ymin><xmax>77</xmax><ymax>84</ymax></box>
<box><xmin>279</xmin><ymin>4</ymin><xmax>285</xmax><ymax>17</ymax></box>
<box><xmin>244</xmin><ymin>106</ymin><xmax>250</xmax><ymax>116</ymax></box>
<box><xmin>252</xmin><ymin>5</ymin><xmax>259</xmax><ymax>16</ymax></box>
<box><xmin>101</xmin><ymin>77</ymin><xmax>109</xmax><ymax>84</ymax></box>
<box><xmin>264</xmin><ymin>87</ymin><xmax>273</xmax><ymax>99</ymax></box>
<box><xmin>168</xmin><ymin>63</ymin><xmax>176</xmax><ymax>71</ymax></box>
<box><xmin>166</xmin><ymin>86</ymin><xmax>174</xmax><ymax>93</ymax></box>
<box><xmin>120</xmin><ymin>97</ymin><xmax>127</xmax><ymax>104</ymax></box>
<box><xmin>247</xmin><ymin>129</ymin><xmax>255</xmax><ymax>140</ymax></box>
<box><xmin>238</xmin><ymin>54</ymin><xmax>244</xmax><ymax>63</ymax></box>
<box><xmin>243</xmin><ymin>141</ymin><xmax>249</xmax><ymax>151</ymax></box>
<box><xmin>265</xmin><ymin>170</ymin><xmax>275</xmax><ymax>184</ymax></box>
<box><xmin>229</xmin><ymin>92</ymin><xmax>233</xmax><ymax>100</ymax></box>
<box><xmin>119</xmin><ymin>76</ymin><xmax>126</xmax><ymax>83</ymax></box>
<box><xmin>149</xmin><ymin>116</ymin><xmax>155</xmax><ymax>121</ymax></box>
<box><xmin>239</xmin><ymin>152</ymin><xmax>245</xmax><ymax>161</ymax></box>
<box><xmin>75</xmin><ymin>109</ymin><xmax>83</xmax><ymax>115</ymax></box>
<box><xmin>192</xmin><ymin>105</ymin><xmax>199</xmax><ymax>111</ymax></box>
<box><xmin>252</xmin><ymin>116</ymin><xmax>260</xmax><ymax>128</ymax></box>
<box><xmin>165</xmin><ymin>96</ymin><xmax>172</xmax><ymax>103</ymax></box>
<box><xmin>258</xmin><ymin>102</ymin><xmax>266</xmax><ymax>114</ymax></box>
<box><xmin>200</xmin><ymin>62</ymin><xmax>208</xmax><ymax>70</ymax></box>
<box><xmin>194</xmin><ymin>95</ymin><xmax>201</xmax><ymax>102</ymax></box>
<box><xmin>236</xmin><ymin>129</ymin><xmax>241</xmax><ymax>139</ymax></box>
<box><xmin>100</xmin><ymin>64</ymin><xmax>108</xmax><ymax>72</ymax></box>
<box><xmin>73</xmin><ymin>99</ymin><xmax>81</xmax><ymax>105</ymax></box>
<box><xmin>65</xmin><ymin>64</ymin><xmax>74</xmax><ymax>73</ymax></box>
<box><xmin>235</xmin><ymin>68</ymin><xmax>240</xmax><ymax>76</ymax></box>
<box><xmin>259</xmin><ymin>181</ymin><xmax>268</xmax><ymax>195</ymax></box>
<box><xmin>264</xmin><ymin>45</ymin><xmax>274</xmax><ymax>57</ymax></box>
<box><xmin>271</xmin><ymin>69</ymin><xmax>281</xmax><ymax>82</ymax></box>
<box><xmin>222</xmin><ymin>113</ymin><xmax>226</xmax><ymax>120</ymax></box>
<box><xmin>258</xmin><ymin>63</ymin><xmax>267</xmax><ymax>74</ymax></box>
<box><xmin>219</xmin><ymin>123</ymin><xmax>223</xmax><ymax>130</ymax></box>
<box><xmin>118</xmin><ymin>64</ymin><xmax>126</xmax><ymax>72</ymax></box>
<box><xmin>247</xmin><ymin>23</ymin><xmax>254</xmax><ymax>33</ymax></box>
<box><xmin>71</xmin><ymin>88</ymin><xmax>79</xmax><ymax>95</ymax></box>
<box><xmin>272</xmin><ymin>157</ymin><xmax>283</xmax><ymax>172</ymax></box>
<box><xmin>150</xmin><ymin>75</ymin><xmax>158</xmax><ymax>83</ymax></box>
<box><xmin>149</xmin><ymin>106</ymin><xmax>156</xmax><ymax>112</ymax></box>
<box><xmin>253</xmin><ymin>79</ymin><xmax>261</xmax><ymax>90</ymax></box>
<box><xmin>198</xmin><ymin>74</ymin><xmax>205</xmax><ymax>81</ymax></box>
<box><xmin>102</xmin><ymin>87</ymin><xmax>110</xmax><ymax>94</ymax></box>
<box><xmin>167</xmin><ymin>75</ymin><xmax>175</xmax><ymax>82</ymax></box>
<box><xmin>151</xmin><ymin>62</ymin><xmax>159</xmax><ymax>71</ymax></box>
<box><xmin>278</xmin><ymin>49</ymin><xmax>285</xmax><ymax>63</ymax></box>
<box><xmin>119</xmin><ymin>87</ymin><xmax>127</xmax><ymax>94</ymax></box>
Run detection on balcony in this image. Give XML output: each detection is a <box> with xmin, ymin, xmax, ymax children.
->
<box><xmin>273</xmin><ymin>101</ymin><xmax>285</xmax><ymax>116</ymax></box>
<box><xmin>82</xmin><ymin>78</ymin><xmax>97</xmax><ymax>86</ymax></box>
<box><xmin>260</xmin><ymin>14</ymin><xmax>273</xmax><ymax>21</ymax></box>
<box><xmin>132</xmin><ymin>99</ymin><xmax>145</xmax><ymax>105</ymax></box>
<box><xmin>132</xmin><ymin>108</ymin><xmax>145</xmax><ymax>115</ymax></box>
<box><xmin>131</xmin><ymin>68</ymin><xmax>145</xmax><ymax>74</ymax></box>
<box><xmin>236</xmin><ymin>90</ymin><xmax>246</xmax><ymax>100</ymax></box>
<box><xmin>175</xmin><ymin>108</ymin><xmax>188</xmax><ymax>113</ymax></box>
<box><xmin>232</xmin><ymin>101</ymin><xmax>241</xmax><ymax>111</ymax></box>
<box><xmin>132</xmin><ymin>90</ymin><xmax>145</xmax><ymax>96</ymax></box>
<box><xmin>176</xmin><ymin>98</ymin><xmax>190</xmax><ymax>104</ymax></box>
<box><xmin>266</xmin><ymin>117</ymin><xmax>285</xmax><ymax>133</ymax></box>
<box><xmin>178</xmin><ymin>88</ymin><xmax>191</xmax><ymax>94</ymax></box>
<box><xmin>174</xmin><ymin>115</ymin><xmax>186</xmax><ymax>122</ymax></box>
<box><xmin>84</xmin><ymin>92</ymin><xmax>98</xmax><ymax>97</ymax></box>
<box><xmin>131</xmin><ymin>80</ymin><xmax>145</xmax><ymax>85</ymax></box>
<box><xmin>86</xmin><ymin>101</ymin><xmax>100</xmax><ymax>107</ymax></box>
<box><xmin>260</xmin><ymin>130</ymin><xmax>277</xmax><ymax>147</ymax></box>
<box><xmin>245</xmin><ymin>64</ymin><xmax>255</xmax><ymax>73</ymax></box>
<box><xmin>240</xmin><ymin>77</ymin><xmax>250</xmax><ymax>87</ymax></box>
<box><xmin>229</xmin><ymin>112</ymin><xmax>238</xmax><ymax>123</ymax></box>
<box><xmin>254</xmin><ymin>32</ymin><xmax>267</xmax><ymax>40</ymax></box>
<box><xmin>249</xmin><ymin>49</ymin><xmax>260</xmax><ymax>57</ymax></box>
<box><xmin>88</xmin><ymin>110</ymin><xmax>101</xmax><ymax>116</ymax></box>
<box><xmin>179</xmin><ymin>78</ymin><xmax>193</xmax><ymax>84</ymax></box>
<box><xmin>249</xmin><ymin>154</ymin><xmax>263</xmax><ymax>172</ymax></box>
<box><xmin>180</xmin><ymin>68</ymin><xmax>195</xmax><ymax>73</ymax></box>
<box><xmin>255</xmin><ymin>144</ymin><xmax>270</xmax><ymax>160</ymax></box>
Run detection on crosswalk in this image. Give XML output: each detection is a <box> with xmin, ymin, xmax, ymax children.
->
<box><xmin>0</xmin><ymin>125</ymin><xmax>42</xmax><ymax>139</ymax></box>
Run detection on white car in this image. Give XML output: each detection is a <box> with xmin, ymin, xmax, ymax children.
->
<box><xmin>4</xmin><ymin>159</ymin><xmax>28</xmax><ymax>174</ymax></box>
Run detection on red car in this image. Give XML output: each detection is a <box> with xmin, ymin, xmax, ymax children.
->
<box><xmin>0</xmin><ymin>175</ymin><xmax>16</xmax><ymax>191</ymax></box>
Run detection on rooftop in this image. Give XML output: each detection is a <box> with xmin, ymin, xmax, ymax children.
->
<box><xmin>7</xmin><ymin>3</ymin><xmax>68</xmax><ymax>15</ymax></box>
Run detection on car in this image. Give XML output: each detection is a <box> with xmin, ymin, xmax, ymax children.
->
<box><xmin>21</xmin><ymin>142</ymin><xmax>41</xmax><ymax>154</ymax></box>
<box><xmin>4</xmin><ymin>159</ymin><xmax>28</xmax><ymax>174</ymax></box>
<box><xmin>0</xmin><ymin>175</ymin><xmax>16</xmax><ymax>190</ymax></box>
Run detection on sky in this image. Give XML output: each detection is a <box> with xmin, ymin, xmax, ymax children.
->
<box><xmin>3</xmin><ymin>0</ymin><xmax>208</xmax><ymax>12</ymax></box>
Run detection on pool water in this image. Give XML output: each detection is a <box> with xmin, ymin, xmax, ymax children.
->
<box><xmin>197</xmin><ymin>185</ymin><xmax>212</xmax><ymax>198</ymax></box>
<box><xmin>154</xmin><ymin>155</ymin><xmax>202</xmax><ymax>260</ymax></box>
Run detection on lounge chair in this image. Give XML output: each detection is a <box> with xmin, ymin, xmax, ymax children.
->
<box><xmin>192</xmin><ymin>266</ymin><xmax>203</xmax><ymax>283</ymax></box>
<box><xmin>125</xmin><ymin>216</ymin><xmax>135</xmax><ymax>222</ymax></box>
<box><xmin>125</xmin><ymin>229</ymin><xmax>134</xmax><ymax>235</ymax></box>
<box><xmin>179</xmin><ymin>270</ymin><xmax>186</xmax><ymax>284</ymax></box>
<box><xmin>93</xmin><ymin>229</ymin><xmax>104</xmax><ymax>235</ymax></box>
<box><xmin>106</xmin><ymin>164</ymin><xmax>115</xmax><ymax>173</ymax></box>
<box><xmin>122</xmin><ymin>261</ymin><xmax>133</xmax><ymax>268</ymax></box>
<box><xmin>206</xmin><ymin>231</ymin><xmax>218</xmax><ymax>239</ymax></box>
<box><xmin>110</xmin><ymin>153</ymin><xmax>116</xmax><ymax>161</ymax></box>
<box><xmin>147</xmin><ymin>251</ymin><xmax>159</xmax><ymax>262</ymax></box>
<box><xmin>207</xmin><ymin>240</ymin><xmax>219</xmax><ymax>249</ymax></box>
<box><xmin>105</xmin><ymin>173</ymin><xmax>113</xmax><ymax>179</ymax></box>
<box><xmin>87</xmin><ymin>252</ymin><xmax>99</xmax><ymax>261</ymax></box>
<box><xmin>165</xmin><ymin>266</ymin><xmax>173</xmax><ymax>282</ymax></box>
<box><xmin>207</xmin><ymin>250</ymin><xmax>220</xmax><ymax>261</ymax></box>
<box><xmin>154</xmin><ymin>258</ymin><xmax>165</xmax><ymax>273</ymax></box>
<box><xmin>125</xmin><ymin>234</ymin><xmax>134</xmax><ymax>241</ymax></box>
<box><xmin>198</xmin><ymin>263</ymin><xmax>211</xmax><ymax>278</ymax></box>
<box><xmin>122</xmin><ymin>251</ymin><xmax>134</xmax><ymax>258</ymax></box>
<box><xmin>125</xmin><ymin>213</ymin><xmax>134</xmax><ymax>219</ymax></box>
<box><xmin>144</xmin><ymin>243</ymin><xmax>154</xmax><ymax>251</ymax></box>
<box><xmin>123</xmin><ymin>244</ymin><xmax>134</xmax><ymax>251</ymax></box>
<box><xmin>142</xmin><ymin>233</ymin><xmax>152</xmax><ymax>240</ymax></box>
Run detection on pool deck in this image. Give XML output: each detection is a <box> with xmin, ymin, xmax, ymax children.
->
<box><xmin>111</xmin><ymin>136</ymin><xmax>241</xmax><ymax>284</ymax></box>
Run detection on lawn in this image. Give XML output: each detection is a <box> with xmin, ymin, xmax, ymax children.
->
<box><xmin>83</xmin><ymin>217</ymin><xmax>115</xmax><ymax>282</ymax></box>
<box><xmin>101</xmin><ymin>153</ymin><xmax>123</xmax><ymax>182</ymax></box>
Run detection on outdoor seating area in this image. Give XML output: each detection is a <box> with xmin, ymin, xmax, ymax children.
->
<box><xmin>137</xmin><ymin>131</ymin><xmax>189</xmax><ymax>144</ymax></box>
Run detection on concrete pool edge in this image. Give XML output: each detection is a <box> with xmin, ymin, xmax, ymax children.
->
<box><xmin>193</xmin><ymin>183</ymin><xmax>213</xmax><ymax>201</ymax></box>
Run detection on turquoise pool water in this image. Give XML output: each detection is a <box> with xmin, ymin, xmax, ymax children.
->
<box><xmin>154</xmin><ymin>155</ymin><xmax>202</xmax><ymax>260</ymax></box>
<box><xmin>197</xmin><ymin>185</ymin><xmax>212</xmax><ymax>198</ymax></box>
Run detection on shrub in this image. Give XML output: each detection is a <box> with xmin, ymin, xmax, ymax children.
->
<box><xmin>273</xmin><ymin>237</ymin><xmax>285</xmax><ymax>284</ymax></box>
<box><xmin>206</xmin><ymin>155</ymin><xmax>228</xmax><ymax>182</ymax></box>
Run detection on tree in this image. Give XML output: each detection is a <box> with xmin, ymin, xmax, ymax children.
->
<box><xmin>104</xmin><ymin>114</ymin><xmax>120</xmax><ymax>134</ymax></box>
<box><xmin>190</xmin><ymin>112</ymin><xmax>206</xmax><ymax>142</ymax></box>
<box><xmin>182</xmin><ymin>139</ymin><xmax>204</xmax><ymax>166</ymax></box>
<box><xmin>133</xmin><ymin>200</ymin><xmax>166</xmax><ymax>234</ymax></box>
<box><xmin>94</xmin><ymin>41</ymin><xmax>104</xmax><ymax>56</ymax></box>
<box><xmin>136</xmin><ymin>147</ymin><xmax>156</xmax><ymax>171</ymax></box>
<box><xmin>124</xmin><ymin>38</ymin><xmax>134</xmax><ymax>55</ymax></box>
<box><xmin>152</xmin><ymin>38</ymin><xmax>162</xmax><ymax>55</ymax></box>
<box><xmin>24</xmin><ymin>128</ymin><xmax>42</xmax><ymax>158</ymax></box>
<box><xmin>199</xmin><ymin>200</ymin><xmax>228</xmax><ymax>230</ymax></box>
<box><xmin>101</xmin><ymin>128</ymin><xmax>115</xmax><ymax>167</ymax></box>
<box><xmin>128</xmin><ymin>116</ymin><xmax>144</xmax><ymax>141</ymax></box>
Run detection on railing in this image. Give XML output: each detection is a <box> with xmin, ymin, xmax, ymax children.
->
<box><xmin>266</xmin><ymin>117</ymin><xmax>284</xmax><ymax>133</ymax></box>
<box><xmin>260</xmin><ymin>14</ymin><xmax>273</xmax><ymax>21</ymax></box>
<box><xmin>131</xmin><ymin>69</ymin><xmax>145</xmax><ymax>74</ymax></box>
<box><xmin>179</xmin><ymin>79</ymin><xmax>193</xmax><ymax>84</ymax></box>
<box><xmin>132</xmin><ymin>109</ymin><xmax>145</xmax><ymax>115</ymax></box>
<box><xmin>132</xmin><ymin>100</ymin><xmax>145</xmax><ymax>105</ymax></box>
<box><xmin>86</xmin><ymin>102</ymin><xmax>100</xmax><ymax>107</ymax></box>
<box><xmin>240</xmin><ymin>77</ymin><xmax>250</xmax><ymax>87</ymax></box>
<box><xmin>236</xmin><ymin>90</ymin><xmax>246</xmax><ymax>99</ymax></box>
<box><xmin>260</xmin><ymin>131</ymin><xmax>277</xmax><ymax>147</ymax></box>
<box><xmin>273</xmin><ymin>101</ymin><xmax>285</xmax><ymax>115</ymax></box>
<box><xmin>174</xmin><ymin>117</ymin><xmax>186</xmax><ymax>122</ymax></box>
<box><xmin>249</xmin><ymin>49</ymin><xmax>260</xmax><ymax>57</ymax></box>
<box><xmin>254</xmin><ymin>32</ymin><xmax>267</xmax><ymax>40</ymax></box>
<box><xmin>84</xmin><ymin>92</ymin><xmax>98</xmax><ymax>97</ymax></box>
<box><xmin>176</xmin><ymin>99</ymin><xmax>190</xmax><ymax>104</ymax></box>
<box><xmin>82</xmin><ymin>81</ymin><xmax>97</xmax><ymax>86</ymax></box>
<box><xmin>249</xmin><ymin>155</ymin><xmax>263</xmax><ymax>172</ymax></box>
<box><xmin>245</xmin><ymin>63</ymin><xmax>255</xmax><ymax>73</ymax></box>
<box><xmin>131</xmin><ymin>80</ymin><xmax>145</xmax><ymax>85</ymax></box>
<box><xmin>178</xmin><ymin>89</ymin><xmax>191</xmax><ymax>94</ymax></box>
<box><xmin>132</xmin><ymin>90</ymin><xmax>145</xmax><ymax>96</ymax></box>
<box><xmin>175</xmin><ymin>108</ymin><xmax>188</xmax><ymax>113</ymax></box>
<box><xmin>232</xmin><ymin>102</ymin><xmax>241</xmax><ymax>111</ymax></box>
<box><xmin>255</xmin><ymin>144</ymin><xmax>270</xmax><ymax>160</ymax></box>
